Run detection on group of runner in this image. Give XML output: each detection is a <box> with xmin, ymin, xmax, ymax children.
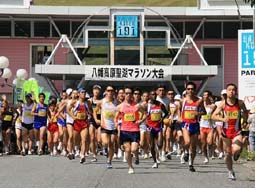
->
<box><xmin>0</xmin><ymin>82</ymin><xmax>250</xmax><ymax>180</ymax></box>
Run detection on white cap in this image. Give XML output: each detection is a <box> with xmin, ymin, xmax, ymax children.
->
<box><xmin>66</xmin><ymin>88</ymin><xmax>73</xmax><ymax>96</ymax></box>
<box><xmin>182</xmin><ymin>90</ymin><xmax>186</xmax><ymax>96</ymax></box>
<box><xmin>174</xmin><ymin>94</ymin><xmax>181</xmax><ymax>100</ymax></box>
<box><xmin>221</xmin><ymin>89</ymin><xmax>227</xmax><ymax>95</ymax></box>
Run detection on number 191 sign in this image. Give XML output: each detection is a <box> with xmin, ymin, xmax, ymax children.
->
<box><xmin>116</xmin><ymin>15</ymin><xmax>138</xmax><ymax>38</ymax></box>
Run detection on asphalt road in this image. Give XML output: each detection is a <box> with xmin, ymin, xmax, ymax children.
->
<box><xmin>0</xmin><ymin>154</ymin><xmax>254</xmax><ymax>188</ymax></box>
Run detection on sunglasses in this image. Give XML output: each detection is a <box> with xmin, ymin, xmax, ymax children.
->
<box><xmin>107</xmin><ymin>89</ymin><xmax>114</xmax><ymax>92</ymax></box>
<box><xmin>186</xmin><ymin>88</ymin><xmax>194</xmax><ymax>90</ymax></box>
<box><xmin>168</xmin><ymin>93</ymin><xmax>174</xmax><ymax>95</ymax></box>
<box><xmin>134</xmin><ymin>92</ymin><xmax>140</xmax><ymax>95</ymax></box>
<box><xmin>125</xmin><ymin>92</ymin><xmax>132</xmax><ymax>95</ymax></box>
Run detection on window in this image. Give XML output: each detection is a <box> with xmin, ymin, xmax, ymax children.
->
<box><xmin>185</xmin><ymin>22</ymin><xmax>203</xmax><ymax>39</ymax></box>
<box><xmin>171</xmin><ymin>22</ymin><xmax>184</xmax><ymax>39</ymax></box>
<box><xmin>204</xmin><ymin>22</ymin><xmax>222</xmax><ymax>39</ymax></box>
<box><xmin>242</xmin><ymin>22</ymin><xmax>252</xmax><ymax>29</ymax></box>
<box><xmin>15</xmin><ymin>21</ymin><xmax>30</xmax><ymax>37</ymax></box>
<box><xmin>34</xmin><ymin>21</ymin><xmax>50</xmax><ymax>37</ymax></box>
<box><xmin>202</xmin><ymin>46</ymin><xmax>223</xmax><ymax>66</ymax></box>
<box><xmin>0</xmin><ymin>21</ymin><xmax>11</xmax><ymax>36</ymax></box>
<box><xmin>223</xmin><ymin>22</ymin><xmax>240</xmax><ymax>39</ymax></box>
<box><xmin>52</xmin><ymin>21</ymin><xmax>70</xmax><ymax>37</ymax></box>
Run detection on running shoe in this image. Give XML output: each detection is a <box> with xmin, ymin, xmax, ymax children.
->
<box><xmin>160</xmin><ymin>155</ymin><xmax>166</xmax><ymax>162</ymax></box>
<box><xmin>218</xmin><ymin>152</ymin><xmax>224</xmax><ymax>159</ymax></box>
<box><xmin>156</xmin><ymin>158</ymin><xmax>161</xmax><ymax>164</ymax></box>
<box><xmin>113</xmin><ymin>153</ymin><xmax>117</xmax><ymax>159</ymax></box>
<box><xmin>152</xmin><ymin>163</ymin><xmax>158</xmax><ymax>168</ymax></box>
<box><xmin>135</xmin><ymin>159</ymin><xmax>139</xmax><ymax>165</ymax></box>
<box><xmin>91</xmin><ymin>157</ymin><xmax>97</xmax><ymax>162</ymax></box>
<box><xmin>180</xmin><ymin>152</ymin><xmax>185</xmax><ymax>164</ymax></box>
<box><xmin>189</xmin><ymin>165</ymin><xmax>196</xmax><ymax>172</ymax></box>
<box><xmin>233</xmin><ymin>153</ymin><xmax>240</xmax><ymax>161</ymax></box>
<box><xmin>143</xmin><ymin>153</ymin><xmax>149</xmax><ymax>159</ymax></box>
<box><xmin>80</xmin><ymin>157</ymin><xmax>85</xmax><ymax>164</ymax></box>
<box><xmin>61</xmin><ymin>150</ymin><xmax>67</xmax><ymax>156</ymax></box>
<box><xmin>166</xmin><ymin>153</ymin><xmax>172</xmax><ymax>160</ymax></box>
<box><xmin>38</xmin><ymin>150</ymin><xmax>43</xmax><ymax>156</ymax></box>
<box><xmin>204</xmin><ymin>157</ymin><xmax>209</xmax><ymax>164</ymax></box>
<box><xmin>53</xmin><ymin>149</ymin><xmax>57</xmax><ymax>156</ymax></box>
<box><xmin>177</xmin><ymin>148</ymin><xmax>182</xmax><ymax>157</ymax></box>
<box><xmin>106</xmin><ymin>162</ymin><xmax>113</xmax><ymax>169</ymax></box>
<box><xmin>228</xmin><ymin>171</ymin><xmax>236</xmax><ymax>180</ymax></box>
<box><xmin>184</xmin><ymin>153</ymin><xmax>189</xmax><ymax>162</ymax></box>
<box><xmin>21</xmin><ymin>150</ymin><xmax>26</xmax><ymax>156</ymax></box>
<box><xmin>67</xmin><ymin>153</ymin><xmax>74</xmax><ymax>160</ymax></box>
<box><xmin>75</xmin><ymin>150</ymin><xmax>80</xmax><ymax>158</ymax></box>
<box><xmin>117</xmin><ymin>149</ymin><xmax>123</xmax><ymax>158</ymax></box>
<box><xmin>128</xmin><ymin>168</ymin><xmax>135</xmax><ymax>174</ymax></box>
<box><xmin>28</xmin><ymin>150</ymin><xmax>32</xmax><ymax>155</ymax></box>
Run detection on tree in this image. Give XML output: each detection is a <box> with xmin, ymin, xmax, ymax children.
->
<box><xmin>244</xmin><ymin>0</ymin><xmax>255</xmax><ymax>7</ymax></box>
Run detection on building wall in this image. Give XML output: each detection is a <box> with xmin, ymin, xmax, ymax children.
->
<box><xmin>0</xmin><ymin>38</ymin><xmax>67</xmax><ymax>94</ymax></box>
<box><xmin>0</xmin><ymin>38</ymin><xmax>239</xmax><ymax>96</ymax></box>
<box><xmin>188</xmin><ymin>39</ymin><xmax>238</xmax><ymax>89</ymax></box>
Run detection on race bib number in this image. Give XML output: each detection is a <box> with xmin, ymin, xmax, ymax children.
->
<box><xmin>38</xmin><ymin>109</ymin><xmax>46</xmax><ymax>117</ymax></box>
<box><xmin>16</xmin><ymin>117</ymin><xmax>22</xmax><ymax>124</ymax></box>
<box><xmin>226</xmin><ymin>111</ymin><xmax>238</xmax><ymax>119</ymax></box>
<box><xmin>201</xmin><ymin>114</ymin><xmax>211</xmax><ymax>120</ymax></box>
<box><xmin>97</xmin><ymin>109</ymin><xmax>101</xmax><ymax>115</ymax></box>
<box><xmin>77</xmin><ymin>112</ymin><xmax>86</xmax><ymax>120</ymax></box>
<box><xmin>53</xmin><ymin>117</ymin><xmax>57</xmax><ymax>123</ymax></box>
<box><xmin>104</xmin><ymin>111</ymin><xmax>115</xmax><ymax>119</ymax></box>
<box><xmin>124</xmin><ymin>113</ymin><xmax>135</xmax><ymax>122</ymax></box>
<box><xmin>151</xmin><ymin>113</ymin><xmax>161</xmax><ymax>121</ymax></box>
<box><xmin>170</xmin><ymin>108</ymin><xmax>175</xmax><ymax>114</ymax></box>
<box><xmin>4</xmin><ymin>115</ymin><xmax>12</xmax><ymax>121</ymax></box>
<box><xmin>24</xmin><ymin>111</ymin><xmax>32</xmax><ymax>117</ymax></box>
<box><xmin>184</xmin><ymin>111</ymin><xmax>196</xmax><ymax>120</ymax></box>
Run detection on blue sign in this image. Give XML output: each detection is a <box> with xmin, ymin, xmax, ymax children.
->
<box><xmin>116</xmin><ymin>15</ymin><xmax>138</xmax><ymax>38</ymax></box>
<box><xmin>241</xmin><ymin>32</ymin><xmax>255</xmax><ymax>68</ymax></box>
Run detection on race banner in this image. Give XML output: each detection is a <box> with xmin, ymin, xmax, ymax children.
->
<box><xmin>84</xmin><ymin>65</ymin><xmax>172</xmax><ymax>81</ymax></box>
<box><xmin>238</xmin><ymin>29</ymin><xmax>255</xmax><ymax>109</ymax></box>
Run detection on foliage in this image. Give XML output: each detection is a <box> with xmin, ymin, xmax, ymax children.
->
<box><xmin>244</xmin><ymin>0</ymin><xmax>255</xmax><ymax>7</ymax></box>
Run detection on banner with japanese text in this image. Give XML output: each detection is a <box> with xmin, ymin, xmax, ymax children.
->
<box><xmin>238</xmin><ymin>30</ymin><xmax>255</xmax><ymax>110</ymax></box>
<box><xmin>84</xmin><ymin>65</ymin><xmax>172</xmax><ymax>81</ymax></box>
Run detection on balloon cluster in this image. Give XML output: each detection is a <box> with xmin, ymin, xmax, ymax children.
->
<box><xmin>0</xmin><ymin>56</ymin><xmax>12</xmax><ymax>79</ymax></box>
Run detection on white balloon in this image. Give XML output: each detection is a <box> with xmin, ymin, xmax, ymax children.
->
<box><xmin>28</xmin><ymin>77</ymin><xmax>36</xmax><ymax>81</ymax></box>
<box><xmin>0</xmin><ymin>56</ymin><xmax>9</xmax><ymax>69</ymax></box>
<box><xmin>12</xmin><ymin>78</ymin><xmax>17</xmax><ymax>85</ymax></box>
<box><xmin>16</xmin><ymin>69</ymin><xmax>28</xmax><ymax>79</ymax></box>
<box><xmin>1</xmin><ymin>68</ymin><xmax>12</xmax><ymax>79</ymax></box>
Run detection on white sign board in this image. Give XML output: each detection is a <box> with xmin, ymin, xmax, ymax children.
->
<box><xmin>238</xmin><ymin>29</ymin><xmax>255</xmax><ymax>110</ymax></box>
<box><xmin>84</xmin><ymin>65</ymin><xmax>172</xmax><ymax>81</ymax></box>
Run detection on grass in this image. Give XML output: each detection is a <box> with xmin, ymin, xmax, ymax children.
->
<box><xmin>34</xmin><ymin>0</ymin><xmax>197</xmax><ymax>7</ymax></box>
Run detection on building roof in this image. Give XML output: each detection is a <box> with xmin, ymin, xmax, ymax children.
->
<box><xmin>0</xmin><ymin>5</ymin><xmax>253</xmax><ymax>17</ymax></box>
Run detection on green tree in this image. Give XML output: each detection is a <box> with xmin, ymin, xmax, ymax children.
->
<box><xmin>244</xmin><ymin>0</ymin><xmax>255</xmax><ymax>7</ymax></box>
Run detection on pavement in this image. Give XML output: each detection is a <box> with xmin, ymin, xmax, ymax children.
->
<box><xmin>0</xmin><ymin>154</ymin><xmax>254</xmax><ymax>188</ymax></box>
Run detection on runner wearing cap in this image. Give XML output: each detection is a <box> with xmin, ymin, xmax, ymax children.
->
<box><xmin>94</xmin><ymin>85</ymin><xmax>118</xmax><ymax>168</ymax></box>
<box><xmin>88</xmin><ymin>84</ymin><xmax>102</xmax><ymax>162</ymax></box>
<box><xmin>31</xmin><ymin>93</ymin><xmax>48</xmax><ymax>155</ymax></box>
<box><xmin>214</xmin><ymin>89</ymin><xmax>227</xmax><ymax>159</ymax></box>
<box><xmin>67</xmin><ymin>88</ymin><xmax>91</xmax><ymax>163</ymax></box>
<box><xmin>212</xmin><ymin>83</ymin><xmax>248</xmax><ymax>180</ymax></box>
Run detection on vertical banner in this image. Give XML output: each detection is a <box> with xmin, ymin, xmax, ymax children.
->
<box><xmin>238</xmin><ymin>30</ymin><xmax>255</xmax><ymax>110</ymax></box>
<box><xmin>15</xmin><ymin>78</ymin><xmax>26</xmax><ymax>104</ymax></box>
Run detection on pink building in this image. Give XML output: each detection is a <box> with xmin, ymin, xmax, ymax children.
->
<box><xmin>0</xmin><ymin>1</ymin><xmax>253</xmax><ymax>99</ymax></box>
